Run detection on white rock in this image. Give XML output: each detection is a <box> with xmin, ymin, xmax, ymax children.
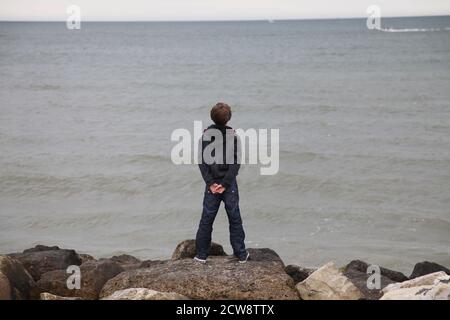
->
<box><xmin>101</xmin><ymin>288</ymin><xmax>189</xmax><ymax>300</ymax></box>
<box><xmin>380</xmin><ymin>283</ymin><xmax>450</xmax><ymax>300</ymax></box>
<box><xmin>296</xmin><ymin>262</ymin><xmax>363</xmax><ymax>300</ymax></box>
<box><xmin>380</xmin><ymin>272</ymin><xmax>450</xmax><ymax>300</ymax></box>
<box><xmin>382</xmin><ymin>271</ymin><xmax>447</xmax><ymax>294</ymax></box>
<box><xmin>40</xmin><ymin>292</ymin><xmax>82</xmax><ymax>300</ymax></box>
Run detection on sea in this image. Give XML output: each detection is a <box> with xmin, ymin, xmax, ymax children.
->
<box><xmin>1</xmin><ymin>16</ymin><xmax>449</xmax><ymax>273</ymax></box>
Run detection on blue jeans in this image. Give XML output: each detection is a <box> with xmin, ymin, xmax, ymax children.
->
<box><xmin>195</xmin><ymin>180</ymin><xmax>246</xmax><ymax>260</ymax></box>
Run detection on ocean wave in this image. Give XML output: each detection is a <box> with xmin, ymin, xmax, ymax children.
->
<box><xmin>380</xmin><ymin>27</ymin><xmax>450</xmax><ymax>33</ymax></box>
<box><xmin>0</xmin><ymin>174</ymin><xmax>150</xmax><ymax>197</ymax></box>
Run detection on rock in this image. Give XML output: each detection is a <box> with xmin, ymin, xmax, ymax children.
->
<box><xmin>380</xmin><ymin>283</ymin><xmax>450</xmax><ymax>300</ymax></box>
<box><xmin>103</xmin><ymin>254</ymin><xmax>141</xmax><ymax>271</ymax></box>
<box><xmin>100</xmin><ymin>249</ymin><xmax>298</xmax><ymax>300</ymax></box>
<box><xmin>380</xmin><ymin>273</ymin><xmax>450</xmax><ymax>300</ymax></box>
<box><xmin>101</xmin><ymin>288</ymin><xmax>189</xmax><ymax>300</ymax></box>
<box><xmin>36</xmin><ymin>270</ymin><xmax>73</xmax><ymax>298</ymax></box>
<box><xmin>40</xmin><ymin>292</ymin><xmax>82</xmax><ymax>300</ymax></box>
<box><xmin>382</xmin><ymin>271</ymin><xmax>448</xmax><ymax>294</ymax></box>
<box><xmin>284</xmin><ymin>265</ymin><xmax>316</xmax><ymax>284</ymax></box>
<box><xmin>75</xmin><ymin>259</ymin><xmax>123</xmax><ymax>297</ymax></box>
<box><xmin>344</xmin><ymin>268</ymin><xmax>396</xmax><ymax>300</ymax></box>
<box><xmin>409</xmin><ymin>261</ymin><xmax>450</xmax><ymax>279</ymax></box>
<box><xmin>79</xmin><ymin>254</ymin><xmax>96</xmax><ymax>264</ymax></box>
<box><xmin>246</xmin><ymin>248</ymin><xmax>285</xmax><ymax>266</ymax></box>
<box><xmin>109</xmin><ymin>254</ymin><xmax>140</xmax><ymax>265</ymax></box>
<box><xmin>344</xmin><ymin>260</ymin><xmax>408</xmax><ymax>282</ymax></box>
<box><xmin>0</xmin><ymin>255</ymin><xmax>38</xmax><ymax>300</ymax></box>
<box><xmin>0</xmin><ymin>272</ymin><xmax>12</xmax><ymax>300</ymax></box>
<box><xmin>37</xmin><ymin>259</ymin><xmax>124</xmax><ymax>300</ymax></box>
<box><xmin>8</xmin><ymin>246</ymin><xmax>82</xmax><ymax>280</ymax></box>
<box><xmin>139</xmin><ymin>260</ymin><xmax>166</xmax><ymax>268</ymax></box>
<box><xmin>296</xmin><ymin>262</ymin><xmax>363</xmax><ymax>300</ymax></box>
<box><xmin>171</xmin><ymin>239</ymin><xmax>226</xmax><ymax>260</ymax></box>
<box><xmin>341</xmin><ymin>260</ymin><xmax>407</xmax><ymax>300</ymax></box>
<box><xmin>23</xmin><ymin>245</ymin><xmax>60</xmax><ymax>253</ymax></box>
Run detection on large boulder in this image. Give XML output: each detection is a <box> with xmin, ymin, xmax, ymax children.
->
<box><xmin>100</xmin><ymin>248</ymin><xmax>298</xmax><ymax>300</ymax></box>
<box><xmin>78</xmin><ymin>254</ymin><xmax>96</xmax><ymax>264</ymax></box>
<box><xmin>380</xmin><ymin>272</ymin><xmax>450</xmax><ymax>300</ymax></box>
<box><xmin>8</xmin><ymin>245</ymin><xmax>82</xmax><ymax>280</ymax></box>
<box><xmin>380</xmin><ymin>284</ymin><xmax>450</xmax><ymax>300</ymax></box>
<box><xmin>246</xmin><ymin>248</ymin><xmax>285</xmax><ymax>265</ymax></box>
<box><xmin>37</xmin><ymin>259</ymin><xmax>124</xmax><ymax>300</ymax></box>
<box><xmin>296</xmin><ymin>262</ymin><xmax>363</xmax><ymax>300</ymax></box>
<box><xmin>171</xmin><ymin>239</ymin><xmax>226</xmax><ymax>260</ymax></box>
<box><xmin>342</xmin><ymin>260</ymin><xmax>408</xmax><ymax>300</ymax></box>
<box><xmin>382</xmin><ymin>271</ymin><xmax>448</xmax><ymax>293</ymax></box>
<box><xmin>0</xmin><ymin>255</ymin><xmax>38</xmax><ymax>300</ymax></box>
<box><xmin>284</xmin><ymin>265</ymin><xmax>316</xmax><ymax>284</ymax></box>
<box><xmin>103</xmin><ymin>254</ymin><xmax>141</xmax><ymax>271</ymax></box>
<box><xmin>409</xmin><ymin>261</ymin><xmax>450</xmax><ymax>279</ymax></box>
<box><xmin>343</xmin><ymin>268</ymin><xmax>396</xmax><ymax>300</ymax></box>
<box><xmin>77</xmin><ymin>253</ymin><xmax>141</xmax><ymax>271</ymax></box>
<box><xmin>344</xmin><ymin>260</ymin><xmax>408</xmax><ymax>282</ymax></box>
<box><xmin>102</xmin><ymin>288</ymin><xmax>189</xmax><ymax>300</ymax></box>
<box><xmin>23</xmin><ymin>245</ymin><xmax>60</xmax><ymax>253</ymax></box>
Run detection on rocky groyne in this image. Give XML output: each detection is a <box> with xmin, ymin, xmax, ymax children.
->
<box><xmin>1</xmin><ymin>240</ymin><xmax>449</xmax><ymax>300</ymax></box>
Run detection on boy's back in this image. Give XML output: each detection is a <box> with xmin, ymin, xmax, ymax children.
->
<box><xmin>199</xmin><ymin>122</ymin><xmax>240</xmax><ymax>190</ymax></box>
<box><xmin>194</xmin><ymin>103</ymin><xmax>249</xmax><ymax>264</ymax></box>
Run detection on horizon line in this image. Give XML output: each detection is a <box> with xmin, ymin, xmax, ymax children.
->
<box><xmin>1</xmin><ymin>13</ymin><xmax>449</xmax><ymax>23</ymax></box>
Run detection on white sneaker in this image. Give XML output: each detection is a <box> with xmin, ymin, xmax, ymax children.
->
<box><xmin>194</xmin><ymin>256</ymin><xmax>207</xmax><ymax>264</ymax></box>
<box><xmin>239</xmin><ymin>252</ymin><xmax>250</xmax><ymax>264</ymax></box>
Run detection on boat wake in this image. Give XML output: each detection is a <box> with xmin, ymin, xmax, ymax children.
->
<box><xmin>380</xmin><ymin>27</ymin><xmax>450</xmax><ymax>33</ymax></box>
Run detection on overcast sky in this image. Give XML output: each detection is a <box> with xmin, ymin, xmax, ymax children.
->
<box><xmin>1</xmin><ymin>0</ymin><xmax>449</xmax><ymax>21</ymax></box>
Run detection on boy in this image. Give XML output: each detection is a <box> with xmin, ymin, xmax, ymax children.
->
<box><xmin>195</xmin><ymin>103</ymin><xmax>249</xmax><ymax>264</ymax></box>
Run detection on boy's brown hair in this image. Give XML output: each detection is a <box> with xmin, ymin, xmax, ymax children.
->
<box><xmin>210</xmin><ymin>102</ymin><xmax>232</xmax><ymax>126</ymax></box>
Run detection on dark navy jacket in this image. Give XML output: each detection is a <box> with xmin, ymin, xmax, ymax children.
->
<box><xmin>198</xmin><ymin>124</ymin><xmax>240</xmax><ymax>189</ymax></box>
